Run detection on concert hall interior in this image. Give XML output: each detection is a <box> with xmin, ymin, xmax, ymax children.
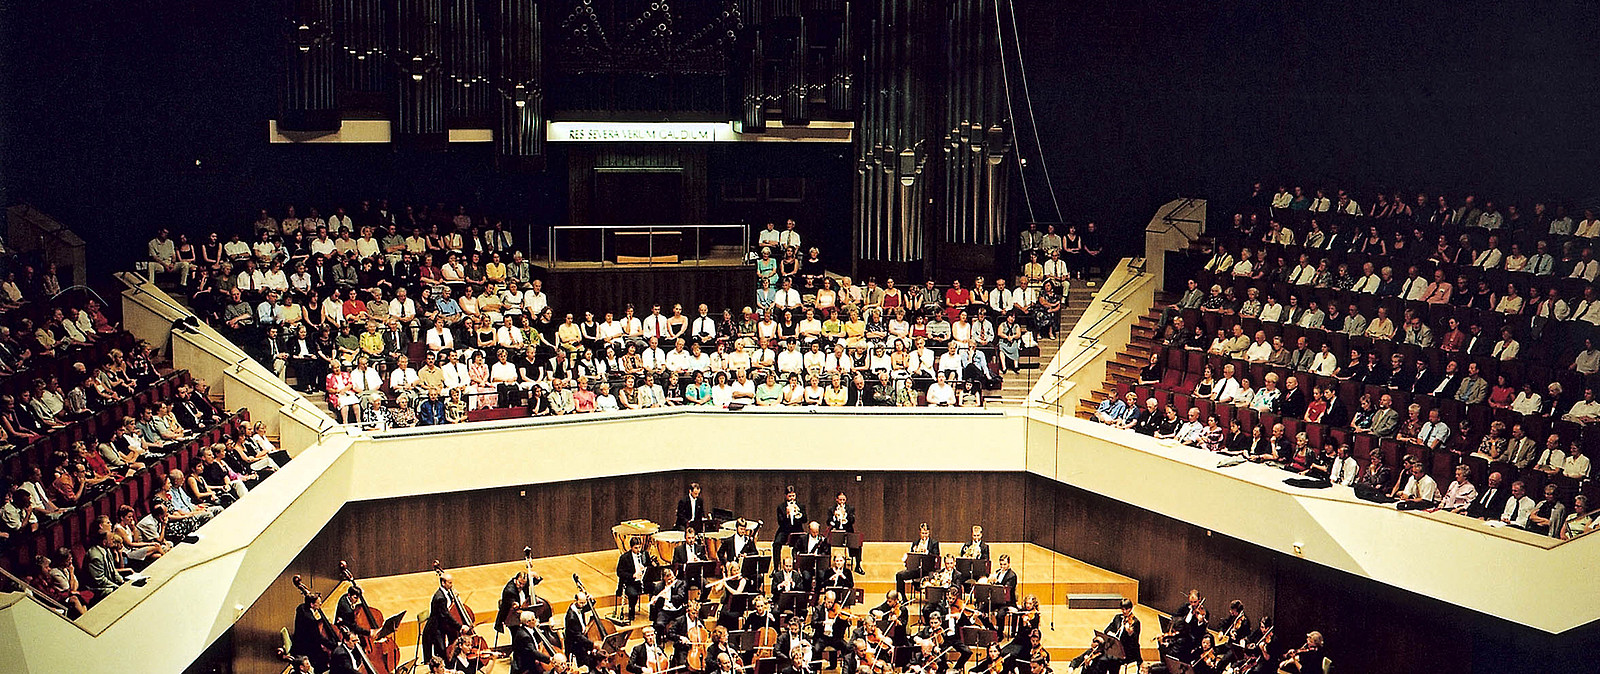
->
<box><xmin>5</xmin><ymin>2</ymin><xmax>1600</xmax><ymax>674</ymax></box>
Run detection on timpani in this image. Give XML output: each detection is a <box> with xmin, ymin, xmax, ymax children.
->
<box><xmin>612</xmin><ymin>520</ymin><xmax>660</xmax><ymax>554</ymax></box>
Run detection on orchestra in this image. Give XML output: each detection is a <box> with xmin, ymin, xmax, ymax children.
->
<box><xmin>280</xmin><ymin>486</ymin><xmax>1323</xmax><ymax>674</ymax></box>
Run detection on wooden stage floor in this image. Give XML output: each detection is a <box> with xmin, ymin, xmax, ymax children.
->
<box><xmin>342</xmin><ymin>543</ymin><xmax>1165</xmax><ymax>670</ymax></box>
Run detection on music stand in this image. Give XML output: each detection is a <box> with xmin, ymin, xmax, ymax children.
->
<box><xmin>733</xmin><ymin>630</ymin><xmax>756</xmax><ymax>652</ymax></box>
<box><xmin>826</xmin><ymin>531</ymin><xmax>863</xmax><ymax>549</ymax></box>
<box><xmin>697</xmin><ymin>602</ymin><xmax>721</xmax><ymax>620</ymax></box>
<box><xmin>645</xmin><ymin>565</ymin><xmax>667</xmax><ymax>585</ymax></box>
<box><xmin>786</xmin><ymin>532</ymin><xmax>807</xmax><ymax>550</ymax></box>
<box><xmin>755</xmin><ymin>657</ymin><xmax>780</xmax><ymax>674</ymax></box>
<box><xmin>904</xmin><ymin>552</ymin><xmax>934</xmax><ymax>577</ymax></box>
<box><xmin>971</xmin><ymin>584</ymin><xmax>1010</xmax><ymax>612</ymax></box>
<box><xmin>793</xmin><ymin>553</ymin><xmax>826</xmax><ymax>576</ymax></box>
<box><xmin>684</xmin><ymin>560</ymin><xmax>717</xmax><ymax>586</ymax></box>
<box><xmin>955</xmin><ymin>558</ymin><xmax>990</xmax><ymax>579</ymax></box>
<box><xmin>778</xmin><ymin>591</ymin><xmax>810</xmax><ymax>616</ymax></box>
<box><xmin>377</xmin><ymin>611</ymin><xmax>407</xmax><ymax>640</ymax></box>
<box><xmin>960</xmin><ymin>627</ymin><xmax>999</xmax><ymax>648</ymax></box>
<box><xmin>923</xmin><ymin>586</ymin><xmax>949</xmax><ymax>609</ymax></box>
<box><xmin>728</xmin><ymin>592</ymin><xmax>757</xmax><ymax>616</ymax></box>
<box><xmin>603</xmin><ymin>630</ymin><xmax>631</xmax><ymax>654</ymax></box>
<box><xmin>892</xmin><ymin>646</ymin><xmax>919</xmax><ymax>669</ymax></box>
<box><xmin>1160</xmin><ymin>655</ymin><xmax>1196</xmax><ymax>674</ymax></box>
<box><xmin>820</xmin><ymin>586</ymin><xmax>855</xmax><ymax>607</ymax></box>
<box><xmin>1093</xmin><ymin>631</ymin><xmax>1125</xmax><ymax>661</ymax></box>
<box><xmin>741</xmin><ymin>555</ymin><xmax>772</xmax><ymax>580</ymax></box>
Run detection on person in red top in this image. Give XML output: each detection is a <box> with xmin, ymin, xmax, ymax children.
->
<box><xmin>943</xmin><ymin>280</ymin><xmax>970</xmax><ymax>323</ymax></box>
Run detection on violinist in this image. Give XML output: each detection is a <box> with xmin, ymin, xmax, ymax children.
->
<box><xmin>447</xmin><ymin>625</ymin><xmax>487</xmax><ymax>674</ymax></box>
<box><xmin>827</xmin><ymin>492</ymin><xmax>864</xmax><ymax>574</ymax></box>
<box><xmin>1193</xmin><ymin>634</ymin><xmax>1221</xmax><ymax>674</ymax></box>
<box><xmin>1239</xmin><ymin>617</ymin><xmax>1276</xmax><ymax>674</ymax></box>
<box><xmin>933</xmin><ymin>597</ymin><xmax>984</xmax><ymax>672</ymax></box>
<box><xmin>905</xmin><ymin>638</ymin><xmax>944</xmax><ymax>674</ymax></box>
<box><xmin>775</xmin><ymin>485</ymin><xmax>807</xmax><ymax>554</ymax></box>
<box><xmin>921</xmin><ymin>555</ymin><xmax>966</xmax><ymax>621</ymax></box>
<box><xmin>959</xmin><ymin>526</ymin><xmax>990</xmax><ymax>561</ymax></box>
<box><xmin>1158</xmin><ymin>590</ymin><xmax>1206</xmax><ymax>662</ymax></box>
<box><xmin>797</xmin><ymin>521</ymin><xmax>831</xmax><ymax>558</ymax></box>
<box><xmin>510</xmin><ymin>610</ymin><xmax>554</xmax><ymax>674</ymax></box>
<box><xmin>996</xmin><ymin>599</ymin><xmax>1040</xmax><ymax>674</ymax></box>
<box><xmin>651</xmin><ymin>567</ymin><xmax>690</xmax><ymax>635</ymax></box>
<box><xmin>894</xmin><ymin>524</ymin><xmax>940</xmax><ymax>595</ymax></box>
<box><xmin>1215</xmin><ymin>600</ymin><xmax>1250</xmax><ymax>671</ymax></box>
<box><xmin>782</xmin><ymin>645</ymin><xmax>817</xmax><ymax>674</ymax></box>
<box><xmin>972</xmin><ymin>644</ymin><xmax>1007</xmax><ymax>674</ymax></box>
<box><xmin>628</xmin><ymin>625</ymin><xmax>671</xmax><ymax>674</ymax></box>
<box><xmin>819</xmin><ymin>554</ymin><xmax>855</xmax><ymax>596</ymax></box>
<box><xmin>329</xmin><ymin>627</ymin><xmax>365</xmax><ymax>674</ymax></box>
<box><xmin>425</xmin><ymin>573</ymin><xmax>469</xmax><ymax>661</ymax></box>
<box><xmin>867</xmin><ymin>591</ymin><xmax>910</xmax><ymax>648</ymax></box>
<box><xmin>1066</xmin><ymin>635</ymin><xmax>1117</xmax><ymax>674</ymax></box>
<box><xmin>425</xmin><ymin>655</ymin><xmax>466</xmax><ymax>674</ymax></box>
<box><xmin>1276</xmin><ymin>631</ymin><xmax>1324</xmax><ymax>674</ymax></box>
<box><xmin>1100</xmin><ymin>599</ymin><xmax>1139</xmax><ymax>671</ymax></box>
<box><xmin>841</xmin><ymin>638</ymin><xmax>875</xmax><ymax>674</ymax></box>
<box><xmin>770</xmin><ymin>556</ymin><xmax>810</xmax><ymax>605</ymax></box>
<box><xmin>617</xmin><ymin>537</ymin><xmax>653</xmax><ymax>621</ymax></box>
<box><xmin>291</xmin><ymin>590</ymin><xmax>334</xmax><ymax>671</ymax></box>
<box><xmin>564</xmin><ymin>593</ymin><xmax>600</xmax><ymax>672</ymax></box>
<box><xmin>810</xmin><ymin>590</ymin><xmax>851</xmax><ymax>667</ymax></box>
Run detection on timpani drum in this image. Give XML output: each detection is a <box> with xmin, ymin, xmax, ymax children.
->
<box><xmin>652</xmin><ymin>530</ymin><xmax>685</xmax><ymax>563</ymax></box>
<box><xmin>703</xmin><ymin>529</ymin><xmax>733</xmax><ymax>561</ymax></box>
<box><xmin>612</xmin><ymin>520</ymin><xmax>660</xmax><ymax>554</ymax></box>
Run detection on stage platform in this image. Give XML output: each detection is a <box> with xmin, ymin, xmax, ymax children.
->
<box><xmin>340</xmin><ymin>543</ymin><xmax>1165</xmax><ymax>670</ymax></box>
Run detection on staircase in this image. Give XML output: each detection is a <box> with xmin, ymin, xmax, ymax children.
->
<box><xmin>1074</xmin><ymin>291</ymin><xmax>1175</xmax><ymax>420</ymax></box>
<box><xmin>988</xmin><ymin>284</ymin><xmax>1099</xmax><ymax>407</ymax></box>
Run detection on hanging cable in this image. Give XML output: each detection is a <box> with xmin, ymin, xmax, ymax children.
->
<box><xmin>1004</xmin><ymin>0</ymin><xmax>1064</xmax><ymax>223</ymax></box>
<box><xmin>990</xmin><ymin>0</ymin><xmax>1035</xmax><ymax>223</ymax></box>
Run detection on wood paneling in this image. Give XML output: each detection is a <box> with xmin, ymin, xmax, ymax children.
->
<box><xmin>533</xmin><ymin>264</ymin><xmax>757</xmax><ymax>323</ymax></box>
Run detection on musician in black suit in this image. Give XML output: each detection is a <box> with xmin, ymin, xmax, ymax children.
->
<box><xmin>770</xmin><ymin>555</ymin><xmax>810</xmax><ymax>605</ymax></box>
<box><xmin>795</xmin><ymin>521</ymin><xmax>831</xmax><ymax>558</ymax></box>
<box><xmin>334</xmin><ymin>587</ymin><xmax>374</xmax><ymax>638</ymax></box>
<box><xmin>868</xmin><ymin>591</ymin><xmax>910</xmax><ymax>649</ymax></box>
<box><xmin>742</xmin><ymin>594</ymin><xmax>780</xmax><ymax>633</ymax></box>
<box><xmin>1102</xmin><ymin>599</ymin><xmax>1141</xmax><ymax>670</ymax></box>
<box><xmin>809</xmin><ymin>591</ymin><xmax>852</xmax><ymax>667</ymax></box>
<box><xmin>718</xmin><ymin>560</ymin><xmax>760</xmax><ymax>627</ymax></box>
<box><xmin>627</xmin><ymin>625</ymin><xmax>671</xmax><ymax>674</ymax></box>
<box><xmin>424</xmin><ymin>573</ymin><xmax>466</xmax><ymax>661</ymax></box>
<box><xmin>328</xmin><ymin>628</ymin><xmax>365</xmax><ymax>674</ymax></box>
<box><xmin>1214</xmin><ymin>600</ymin><xmax>1250</xmax><ymax>672</ymax></box>
<box><xmin>774</xmin><ymin>616</ymin><xmax>814</xmax><ymax>673</ymax></box>
<box><xmin>1159</xmin><ymin>590</ymin><xmax>1207</xmax><ymax>662</ymax></box>
<box><xmin>720</xmin><ymin>519</ymin><xmax>761</xmax><ymax>570</ymax></box>
<box><xmin>958</xmin><ymin>525</ymin><xmax>990</xmax><ymax>561</ymax></box>
<box><xmin>496</xmin><ymin>570</ymin><xmax>535</xmax><ymax>634</ymax></box>
<box><xmin>775</xmin><ymin>485</ymin><xmax>807</xmax><ymax>553</ymax></box>
<box><xmin>672</xmin><ymin>529</ymin><xmax>714</xmax><ymax>591</ymax></box>
<box><xmin>564</xmin><ymin>593</ymin><xmax>600</xmax><ymax>672</ymax></box>
<box><xmin>290</xmin><ymin>592</ymin><xmax>334</xmax><ymax>672</ymax></box>
<box><xmin>982</xmin><ymin>555</ymin><xmax>1018</xmax><ymax>610</ymax></box>
<box><xmin>649</xmin><ymin>567</ymin><xmax>690</xmax><ymax>636</ymax></box>
<box><xmin>617</xmin><ymin>537</ymin><xmax>653</xmax><ymax>621</ymax></box>
<box><xmin>817</xmin><ymin>554</ymin><xmax>855</xmax><ymax>596</ymax></box>
<box><xmin>827</xmin><ymin>492</ymin><xmax>864</xmax><ymax>574</ymax></box>
<box><xmin>510</xmin><ymin>610</ymin><xmax>554</xmax><ymax>674</ymax></box>
<box><xmin>893</xmin><ymin>523</ymin><xmax>939</xmax><ymax>595</ymax></box>
<box><xmin>676</xmin><ymin>483</ymin><xmax>710</xmax><ymax>532</ymax></box>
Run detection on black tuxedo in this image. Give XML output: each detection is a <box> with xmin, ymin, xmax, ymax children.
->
<box><xmin>795</xmin><ymin>533</ymin><xmax>831</xmax><ymax>558</ymax></box>
<box><xmin>672</xmin><ymin>541</ymin><xmax>712</xmax><ymax>567</ymax></box>
<box><xmin>510</xmin><ymin>623</ymin><xmax>552</xmax><ymax>674</ymax></box>
<box><xmin>676</xmin><ymin>495</ymin><xmax>709</xmax><ymax>531</ymax></box>
<box><xmin>496</xmin><ymin>577</ymin><xmax>535</xmax><ymax>633</ymax></box>
<box><xmin>775</xmin><ymin>500</ymin><xmax>807</xmax><ymax>548</ymax></box>
<box><xmin>957</xmin><ymin>540</ymin><xmax>990</xmax><ymax>560</ymax></box>
<box><xmin>1429</xmin><ymin>373</ymin><xmax>1463</xmax><ymax>399</ymax></box>
<box><xmin>565</xmin><ymin>604</ymin><xmax>598</xmax><ymax>670</ymax></box>
<box><xmin>893</xmin><ymin>538</ymin><xmax>940</xmax><ymax>594</ymax></box>
<box><xmin>628</xmin><ymin>641</ymin><xmax>671</xmax><ymax>674</ymax></box>
<box><xmin>617</xmin><ymin>550</ymin><xmax>653</xmax><ymax>619</ymax></box>
<box><xmin>424</xmin><ymin>587</ymin><xmax>466</xmax><ymax>660</ymax></box>
<box><xmin>1103</xmin><ymin>613</ymin><xmax>1140</xmax><ymax>664</ymax></box>
<box><xmin>985</xmin><ymin>568</ymin><xmax>1018</xmax><ymax>608</ymax></box>
<box><xmin>1279</xmin><ymin>388</ymin><xmax>1308</xmax><ymax>418</ymax></box>
<box><xmin>1464</xmin><ymin>333</ymin><xmax>1491</xmax><ymax>356</ymax></box>
<box><xmin>770</xmin><ymin>568</ymin><xmax>810</xmax><ymax>601</ymax></box>
<box><xmin>1467</xmin><ymin>485</ymin><xmax>1511</xmax><ymax>519</ymax></box>
<box><xmin>329</xmin><ymin>643</ymin><xmax>364</xmax><ymax>674</ymax></box>
<box><xmin>816</xmin><ymin>565</ymin><xmax>855</xmax><ymax>595</ymax></box>
<box><xmin>650</xmin><ymin>579</ymin><xmax>689</xmax><ymax>629</ymax></box>
<box><xmin>826</xmin><ymin>503</ymin><xmax>862</xmax><ymax>567</ymax></box>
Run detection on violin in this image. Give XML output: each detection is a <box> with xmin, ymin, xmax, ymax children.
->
<box><xmin>338</xmin><ymin>561</ymin><xmax>401</xmax><ymax>674</ymax></box>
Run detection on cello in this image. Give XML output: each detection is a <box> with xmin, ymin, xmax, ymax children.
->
<box><xmin>432</xmin><ymin>560</ymin><xmax>494</xmax><ymax>670</ymax></box>
<box><xmin>338</xmin><ymin>561</ymin><xmax>402</xmax><ymax>674</ymax></box>
<box><xmin>572</xmin><ymin>574</ymin><xmax>631</xmax><ymax>672</ymax></box>
<box><xmin>294</xmin><ymin>575</ymin><xmax>382</xmax><ymax>674</ymax></box>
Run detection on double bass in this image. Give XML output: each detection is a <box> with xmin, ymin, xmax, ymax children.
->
<box><xmin>294</xmin><ymin>575</ymin><xmax>381</xmax><ymax>674</ymax></box>
<box><xmin>338</xmin><ymin>561</ymin><xmax>402</xmax><ymax>674</ymax></box>
<box><xmin>433</xmin><ymin>560</ymin><xmax>494</xmax><ymax>670</ymax></box>
<box><xmin>572</xmin><ymin>574</ymin><xmax>630</xmax><ymax>672</ymax></box>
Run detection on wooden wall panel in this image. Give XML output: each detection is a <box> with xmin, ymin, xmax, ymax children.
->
<box><xmin>534</xmin><ymin>265</ymin><xmax>757</xmax><ymax>324</ymax></box>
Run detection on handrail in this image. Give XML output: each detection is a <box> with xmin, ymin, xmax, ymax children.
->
<box><xmin>1028</xmin><ymin>258</ymin><xmax>1152</xmax><ymax>407</ymax></box>
<box><xmin>0</xmin><ymin>564</ymin><xmax>71</xmax><ymax>618</ymax></box>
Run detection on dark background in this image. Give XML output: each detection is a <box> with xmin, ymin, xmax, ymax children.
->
<box><xmin>4</xmin><ymin>0</ymin><xmax>1600</xmax><ymax>267</ymax></box>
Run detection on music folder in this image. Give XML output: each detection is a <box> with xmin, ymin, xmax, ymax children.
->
<box><xmin>955</xmin><ymin>557</ymin><xmax>990</xmax><ymax>579</ymax></box>
<box><xmin>728</xmin><ymin>592</ymin><xmax>757</xmax><ymax>614</ymax></box>
<box><xmin>741</xmin><ymin>555</ymin><xmax>772</xmax><ymax>579</ymax></box>
<box><xmin>755</xmin><ymin>656</ymin><xmax>780</xmax><ymax>674</ymax></box>
<box><xmin>793</xmin><ymin>553</ymin><xmax>826</xmax><ymax>575</ymax></box>
<box><xmin>1160</xmin><ymin>655</ymin><xmax>1196</xmax><ymax>674</ymax></box>
<box><xmin>903</xmin><ymin>552</ymin><xmax>933</xmax><ymax>576</ymax></box>
<box><xmin>377</xmin><ymin>611</ymin><xmax>407</xmax><ymax>639</ymax></box>
<box><xmin>960</xmin><ymin>627</ymin><xmax>998</xmax><ymax>647</ymax></box>
<box><xmin>922</xmin><ymin>586</ymin><xmax>949</xmax><ymax>608</ymax></box>
<box><xmin>684</xmin><ymin>560</ymin><xmax>716</xmax><ymax>584</ymax></box>
<box><xmin>826</xmin><ymin>531</ymin><xmax>863</xmax><ymax>548</ymax></box>
<box><xmin>777</xmin><ymin>591</ymin><xmax>810</xmax><ymax>615</ymax></box>
<box><xmin>971</xmin><ymin>584</ymin><xmax>1010</xmax><ymax>609</ymax></box>
<box><xmin>1093</xmin><ymin>631</ymin><xmax>1125</xmax><ymax>661</ymax></box>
